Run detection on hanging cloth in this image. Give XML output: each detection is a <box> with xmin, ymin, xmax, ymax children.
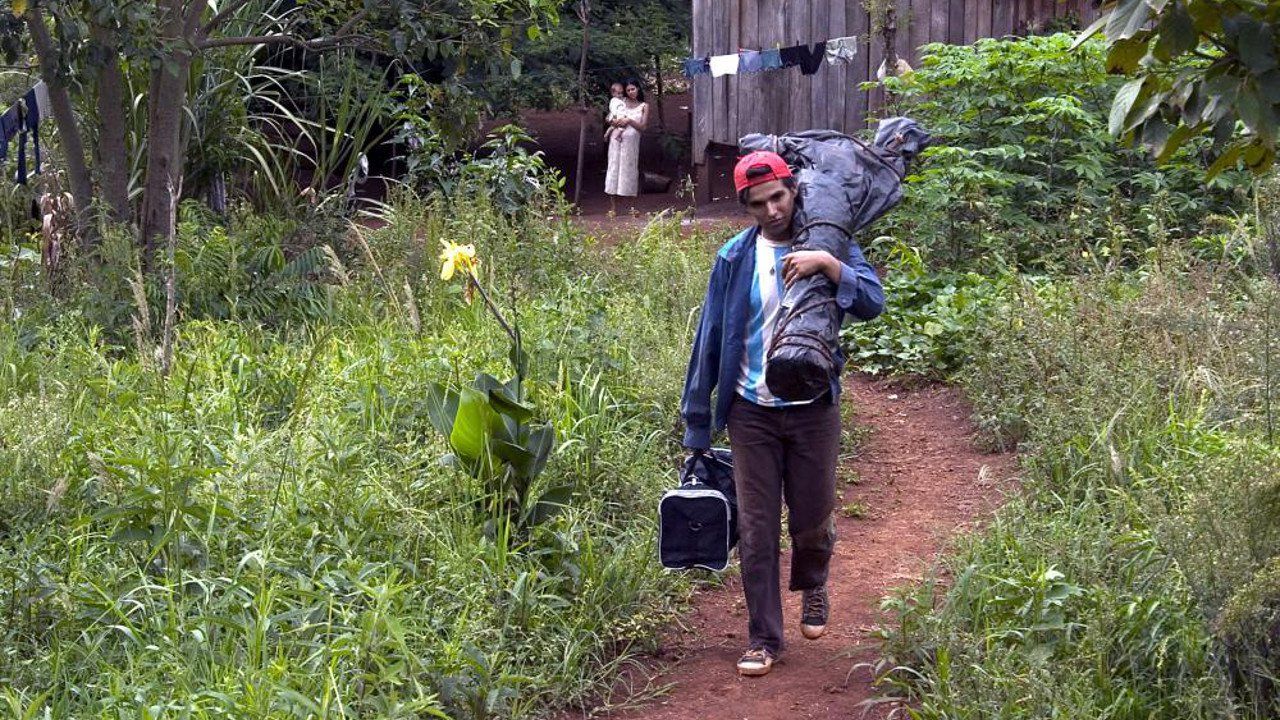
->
<box><xmin>683</xmin><ymin>56</ymin><xmax>710</xmax><ymax>78</ymax></box>
<box><xmin>709</xmin><ymin>53</ymin><xmax>740</xmax><ymax>77</ymax></box>
<box><xmin>15</xmin><ymin>98</ymin><xmax>28</xmax><ymax>184</ymax></box>
<box><xmin>738</xmin><ymin>49</ymin><xmax>764</xmax><ymax>74</ymax></box>
<box><xmin>0</xmin><ymin>106</ymin><xmax>18</xmax><ymax>164</ymax></box>
<box><xmin>760</xmin><ymin>48</ymin><xmax>784</xmax><ymax>71</ymax></box>
<box><xmin>32</xmin><ymin>81</ymin><xmax>50</xmax><ymax>118</ymax></box>
<box><xmin>780</xmin><ymin>43</ymin><xmax>826</xmax><ymax>75</ymax></box>
<box><xmin>24</xmin><ymin>88</ymin><xmax>41</xmax><ymax>176</ymax></box>
<box><xmin>825</xmin><ymin>36</ymin><xmax>858</xmax><ymax>64</ymax></box>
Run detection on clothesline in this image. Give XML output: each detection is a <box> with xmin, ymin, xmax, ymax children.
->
<box><xmin>683</xmin><ymin>34</ymin><xmax>862</xmax><ymax>79</ymax></box>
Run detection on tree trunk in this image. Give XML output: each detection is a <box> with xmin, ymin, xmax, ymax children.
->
<box><xmin>139</xmin><ymin>2</ymin><xmax>193</xmax><ymax>263</ymax></box>
<box><xmin>92</xmin><ymin>26</ymin><xmax>131</xmax><ymax>225</ymax></box>
<box><xmin>572</xmin><ymin>0</ymin><xmax>590</xmax><ymax>206</ymax></box>
<box><xmin>653</xmin><ymin>54</ymin><xmax>665</xmax><ymax>131</ymax></box>
<box><xmin>25</xmin><ymin>7</ymin><xmax>96</xmax><ymax>246</ymax></box>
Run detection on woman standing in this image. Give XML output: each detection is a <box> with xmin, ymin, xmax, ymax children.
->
<box><xmin>604</xmin><ymin>79</ymin><xmax>649</xmax><ymax>214</ymax></box>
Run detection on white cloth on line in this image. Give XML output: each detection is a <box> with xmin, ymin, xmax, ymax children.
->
<box><xmin>825</xmin><ymin>36</ymin><xmax>858</xmax><ymax>64</ymax></box>
<box><xmin>709</xmin><ymin>54</ymin><xmax>740</xmax><ymax>77</ymax></box>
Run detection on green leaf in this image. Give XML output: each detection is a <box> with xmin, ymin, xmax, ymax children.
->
<box><xmin>1154</xmin><ymin>123</ymin><xmax>1197</xmax><ymax>162</ymax></box>
<box><xmin>1152</xmin><ymin>2</ymin><xmax>1198</xmax><ymax>61</ymax></box>
<box><xmin>1206</xmin><ymin>144</ymin><xmax>1243</xmax><ymax>179</ymax></box>
<box><xmin>1107</xmin><ymin>37</ymin><xmax>1150</xmax><ymax>74</ymax></box>
<box><xmin>1260</xmin><ymin>69</ymin><xmax>1280</xmax><ymax>104</ymax></box>
<box><xmin>493</xmin><ymin>438</ymin><xmax>536</xmax><ymax>476</ymax></box>
<box><xmin>450</xmin><ymin>386</ymin><xmax>495</xmax><ymax>462</ymax></box>
<box><xmin>1105</xmin><ymin>0</ymin><xmax>1154</xmax><ymax>41</ymax></box>
<box><xmin>424</xmin><ymin>384</ymin><xmax>459</xmax><ymax>437</ymax></box>
<box><xmin>1237</xmin><ymin>82</ymin><xmax>1276</xmax><ymax>141</ymax></box>
<box><xmin>1110</xmin><ymin>77</ymin><xmax>1147</xmax><ymax>136</ymax></box>
<box><xmin>525</xmin><ymin>424</ymin><xmax>555</xmax><ymax>479</ymax></box>
<box><xmin>1071</xmin><ymin>13</ymin><xmax>1110</xmax><ymax>51</ymax></box>
<box><xmin>488</xmin><ymin>385</ymin><xmax>535</xmax><ymax>422</ymax></box>
<box><xmin>1233</xmin><ymin>17</ymin><xmax>1277</xmax><ymax>74</ymax></box>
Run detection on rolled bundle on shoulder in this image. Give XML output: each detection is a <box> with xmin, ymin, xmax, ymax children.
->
<box><xmin>738</xmin><ymin>119</ymin><xmax>931</xmax><ymax>402</ymax></box>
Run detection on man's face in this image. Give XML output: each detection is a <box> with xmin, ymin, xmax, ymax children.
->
<box><xmin>743</xmin><ymin>179</ymin><xmax>796</xmax><ymax>239</ymax></box>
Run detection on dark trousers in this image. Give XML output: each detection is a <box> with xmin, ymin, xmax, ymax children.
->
<box><xmin>727</xmin><ymin>394</ymin><xmax>840</xmax><ymax>655</ymax></box>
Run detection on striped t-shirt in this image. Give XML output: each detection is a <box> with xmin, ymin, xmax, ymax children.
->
<box><xmin>735</xmin><ymin>233</ymin><xmax>814</xmax><ymax>407</ymax></box>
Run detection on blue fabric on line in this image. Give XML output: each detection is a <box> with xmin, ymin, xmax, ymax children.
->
<box><xmin>738</xmin><ymin>50</ymin><xmax>764</xmax><ymax>73</ymax></box>
<box><xmin>683</xmin><ymin>57</ymin><xmax>710</xmax><ymax>77</ymax></box>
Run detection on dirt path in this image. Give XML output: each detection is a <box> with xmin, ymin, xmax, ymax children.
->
<box><xmin>570</xmin><ymin>374</ymin><xmax>1016</xmax><ymax>720</ymax></box>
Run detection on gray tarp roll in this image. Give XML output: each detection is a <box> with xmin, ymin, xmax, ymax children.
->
<box><xmin>738</xmin><ymin>118</ymin><xmax>931</xmax><ymax>401</ymax></box>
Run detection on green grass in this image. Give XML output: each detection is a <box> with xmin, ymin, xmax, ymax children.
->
<box><xmin>873</xmin><ymin>259</ymin><xmax>1280</xmax><ymax>718</ymax></box>
<box><xmin>0</xmin><ymin>199</ymin><xmax>724</xmax><ymax>718</ymax></box>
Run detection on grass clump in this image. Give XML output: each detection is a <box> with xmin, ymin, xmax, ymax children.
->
<box><xmin>874</xmin><ymin>253</ymin><xmax>1280</xmax><ymax>717</ymax></box>
<box><xmin>0</xmin><ymin>196</ymin><xmax>719</xmax><ymax>718</ymax></box>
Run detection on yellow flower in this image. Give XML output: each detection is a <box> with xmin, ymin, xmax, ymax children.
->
<box><xmin>11</xmin><ymin>0</ymin><xmax>26</xmax><ymax>16</ymax></box>
<box><xmin>439</xmin><ymin>240</ymin><xmax>479</xmax><ymax>281</ymax></box>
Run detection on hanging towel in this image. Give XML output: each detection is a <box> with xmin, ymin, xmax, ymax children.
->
<box><xmin>683</xmin><ymin>56</ymin><xmax>710</xmax><ymax>77</ymax></box>
<box><xmin>825</xmin><ymin>36</ymin><xmax>858</xmax><ymax>64</ymax></box>
<box><xmin>32</xmin><ymin>81</ymin><xmax>50</xmax><ymax>118</ymax></box>
<box><xmin>709</xmin><ymin>53</ymin><xmax>739</xmax><ymax>77</ymax></box>
<box><xmin>24</xmin><ymin>88</ymin><xmax>40</xmax><ymax>176</ymax></box>
<box><xmin>738</xmin><ymin>49</ymin><xmax>764</xmax><ymax>74</ymax></box>
<box><xmin>760</xmin><ymin>48</ymin><xmax>784</xmax><ymax>71</ymax></box>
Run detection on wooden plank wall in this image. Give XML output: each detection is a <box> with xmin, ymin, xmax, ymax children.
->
<box><xmin>691</xmin><ymin>0</ymin><xmax>1100</xmax><ymax>164</ymax></box>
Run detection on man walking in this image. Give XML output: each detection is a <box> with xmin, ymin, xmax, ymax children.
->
<box><xmin>680</xmin><ymin>151</ymin><xmax>884</xmax><ymax>676</ymax></box>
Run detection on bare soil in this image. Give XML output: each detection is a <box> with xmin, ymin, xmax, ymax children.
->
<box><xmin>560</xmin><ymin>374</ymin><xmax>1016</xmax><ymax>720</ymax></box>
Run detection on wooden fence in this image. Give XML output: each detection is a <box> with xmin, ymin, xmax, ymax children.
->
<box><xmin>690</xmin><ymin>0</ymin><xmax>1101</xmax><ymax>171</ymax></box>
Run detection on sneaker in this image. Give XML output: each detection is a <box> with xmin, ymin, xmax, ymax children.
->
<box><xmin>736</xmin><ymin>647</ymin><xmax>776</xmax><ymax>676</ymax></box>
<box><xmin>801</xmin><ymin>586</ymin><xmax>829</xmax><ymax>640</ymax></box>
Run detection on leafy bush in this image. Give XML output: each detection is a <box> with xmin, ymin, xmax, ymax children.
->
<box><xmin>874</xmin><ymin>33</ymin><xmax>1249</xmax><ymax>269</ymax></box>
<box><xmin>397</xmin><ymin>110</ymin><xmax>566</xmax><ymax>217</ymax></box>
<box><xmin>876</xmin><ymin>260</ymin><xmax>1280</xmax><ymax>717</ymax></box>
<box><xmin>842</xmin><ymin>240</ymin><xmax>1006</xmax><ymax>377</ymax></box>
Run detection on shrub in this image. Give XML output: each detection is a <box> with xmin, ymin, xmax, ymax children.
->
<box><xmin>873</xmin><ymin>33</ymin><xmax>1249</xmax><ymax>270</ymax></box>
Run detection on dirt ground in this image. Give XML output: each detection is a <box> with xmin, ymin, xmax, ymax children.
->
<box><xmin>557</xmin><ymin>374</ymin><xmax>1017</xmax><ymax>720</ymax></box>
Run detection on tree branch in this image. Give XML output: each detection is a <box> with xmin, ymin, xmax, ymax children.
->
<box><xmin>195</xmin><ymin>9</ymin><xmax>368</xmax><ymax>51</ymax></box>
<box><xmin>199</xmin><ymin>0</ymin><xmax>257</xmax><ymax>37</ymax></box>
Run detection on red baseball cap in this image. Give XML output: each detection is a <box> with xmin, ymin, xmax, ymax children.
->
<box><xmin>733</xmin><ymin>151</ymin><xmax>793</xmax><ymax>193</ymax></box>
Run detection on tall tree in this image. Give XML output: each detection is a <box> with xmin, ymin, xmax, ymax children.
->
<box><xmin>2</xmin><ymin>0</ymin><xmax>558</xmax><ymax>255</ymax></box>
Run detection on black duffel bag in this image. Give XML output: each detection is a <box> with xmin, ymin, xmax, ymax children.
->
<box><xmin>658</xmin><ymin>448</ymin><xmax>737</xmax><ymax>572</ymax></box>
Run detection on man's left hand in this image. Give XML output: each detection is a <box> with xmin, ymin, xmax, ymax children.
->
<box><xmin>782</xmin><ymin>250</ymin><xmax>841</xmax><ymax>286</ymax></box>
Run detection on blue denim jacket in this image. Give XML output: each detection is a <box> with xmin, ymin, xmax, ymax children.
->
<box><xmin>680</xmin><ymin>226</ymin><xmax>885</xmax><ymax>449</ymax></box>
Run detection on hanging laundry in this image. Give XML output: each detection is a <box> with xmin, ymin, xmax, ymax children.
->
<box><xmin>760</xmin><ymin>48</ymin><xmax>784</xmax><ymax>71</ymax></box>
<box><xmin>0</xmin><ymin>106</ymin><xmax>18</xmax><ymax>164</ymax></box>
<box><xmin>709</xmin><ymin>53</ymin><xmax>740</xmax><ymax>77</ymax></box>
<box><xmin>15</xmin><ymin>101</ymin><xmax>26</xmax><ymax>185</ymax></box>
<box><xmin>780</xmin><ymin>43</ymin><xmax>827</xmax><ymax>75</ymax></box>
<box><xmin>738</xmin><ymin>49</ymin><xmax>764</xmax><ymax>74</ymax></box>
<box><xmin>32</xmin><ymin>81</ymin><xmax>50</xmax><ymax>118</ymax></box>
<box><xmin>778</xmin><ymin>45</ymin><xmax>801</xmax><ymax>69</ymax></box>
<box><xmin>682</xmin><ymin>56</ymin><xmax>710</xmax><ymax>78</ymax></box>
<box><xmin>24</xmin><ymin>88</ymin><xmax>41</xmax><ymax>176</ymax></box>
<box><xmin>825</xmin><ymin>36</ymin><xmax>858</xmax><ymax>64</ymax></box>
